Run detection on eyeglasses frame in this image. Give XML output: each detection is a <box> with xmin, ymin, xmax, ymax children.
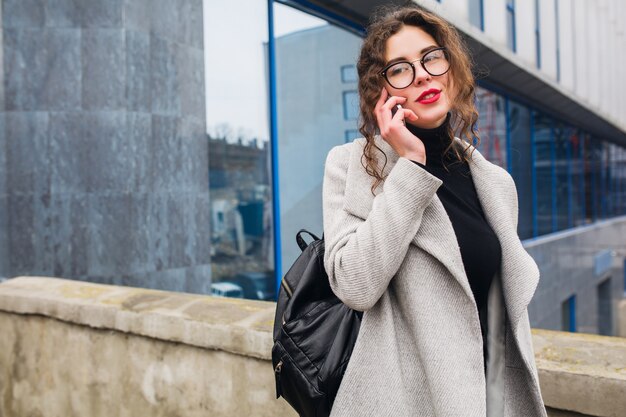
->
<box><xmin>380</xmin><ymin>47</ymin><xmax>451</xmax><ymax>89</ymax></box>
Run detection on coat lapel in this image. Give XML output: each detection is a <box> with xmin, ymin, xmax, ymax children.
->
<box><xmin>468</xmin><ymin>149</ymin><xmax>541</xmax><ymax>330</ymax></box>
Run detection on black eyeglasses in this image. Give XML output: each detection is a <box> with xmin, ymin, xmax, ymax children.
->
<box><xmin>380</xmin><ymin>47</ymin><xmax>450</xmax><ymax>89</ymax></box>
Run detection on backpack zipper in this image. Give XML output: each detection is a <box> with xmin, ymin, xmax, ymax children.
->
<box><xmin>281</xmin><ymin>279</ymin><xmax>293</xmax><ymax>297</ymax></box>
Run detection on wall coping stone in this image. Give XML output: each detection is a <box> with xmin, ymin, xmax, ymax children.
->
<box><xmin>1</xmin><ymin>277</ymin><xmax>625</xmax><ymax>416</ymax></box>
<box><xmin>533</xmin><ymin>329</ymin><xmax>626</xmax><ymax>416</ymax></box>
<box><xmin>0</xmin><ymin>276</ymin><xmax>276</xmax><ymax>360</ymax></box>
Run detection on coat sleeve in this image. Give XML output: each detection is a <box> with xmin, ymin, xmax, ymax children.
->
<box><xmin>322</xmin><ymin>144</ymin><xmax>443</xmax><ymax>311</ymax></box>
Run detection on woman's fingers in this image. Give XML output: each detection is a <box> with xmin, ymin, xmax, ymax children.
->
<box><xmin>376</xmin><ymin>94</ymin><xmax>407</xmax><ymax>132</ymax></box>
<box><xmin>403</xmin><ymin>108</ymin><xmax>419</xmax><ymax>122</ymax></box>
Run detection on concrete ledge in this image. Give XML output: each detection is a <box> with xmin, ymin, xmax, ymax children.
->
<box><xmin>1</xmin><ymin>277</ymin><xmax>625</xmax><ymax>416</ymax></box>
<box><xmin>0</xmin><ymin>276</ymin><xmax>276</xmax><ymax>360</ymax></box>
<box><xmin>533</xmin><ymin>329</ymin><xmax>626</xmax><ymax>417</ymax></box>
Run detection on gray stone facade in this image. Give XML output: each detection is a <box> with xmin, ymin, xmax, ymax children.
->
<box><xmin>0</xmin><ymin>0</ymin><xmax>211</xmax><ymax>293</ymax></box>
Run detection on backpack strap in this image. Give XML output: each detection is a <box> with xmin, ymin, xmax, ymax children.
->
<box><xmin>296</xmin><ymin>229</ymin><xmax>321</xmax><ymax>251</ymax></box>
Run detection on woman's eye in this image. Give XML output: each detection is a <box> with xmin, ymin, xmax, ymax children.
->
<box><xmin>390</xmin><ymin>65</ymin><xmax>409</xmax><ymax>76</ymax></box>
<box><xmin>424</xmin><ymin>52</ymin><xmax>444</xmax><ymax>62</ymax></box>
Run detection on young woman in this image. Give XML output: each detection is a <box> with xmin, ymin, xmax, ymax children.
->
<box><xmin>322</xmin><ymin>5</ymin><xmax>546</xmax><ymax>417</ymax></box>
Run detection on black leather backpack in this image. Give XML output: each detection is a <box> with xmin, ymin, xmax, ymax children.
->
<box><xmin>272</xmin><ymin>230</ymin><xmax>363</xmax><ymax>417</ymax></box>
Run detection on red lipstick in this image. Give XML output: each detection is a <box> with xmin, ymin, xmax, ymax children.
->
<box><xmin>417</xmin><ymin>88</ymin><xmax>441</xmax><ymax>104</ymax></box>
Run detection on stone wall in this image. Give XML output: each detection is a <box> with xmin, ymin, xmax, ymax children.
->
<box><xmin>0</xmin><ymin>0</ymin><xmax>211</xmax><ymax>293</ymax></box>
<box><xmin>525</xmin><ymin>217</ymin><xmax>626</xmax><ymax>335</ymax></box>
<box><xmin>1</xmin><ymin>277</ymin><xmax>625</xmax><ymax>417</ymax></box>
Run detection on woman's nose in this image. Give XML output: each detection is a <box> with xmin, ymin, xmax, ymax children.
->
<box><xmin>413</xmin><ymin>65</ymin><xmax>431</xmax><ymax>86</ymax></box>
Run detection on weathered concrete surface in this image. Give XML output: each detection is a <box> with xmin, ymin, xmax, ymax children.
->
<box><xmin>0</xmin><ymin>313</ymin><xmax>295</xmax><ymax>417</ymax></box>
<box><xmin>534</xmin><ymin>329</ymin><xmax>626</xmax><ymax>417</ymax></box>
<box><xmin>1</xmin><ymin>277</ymin><xmax>625</xmax><ymax>417</ymax></box>
<box><xmin>0</xmin><ymin>277</ymin><xmax>295</xmax><ymax>417</ymax></box>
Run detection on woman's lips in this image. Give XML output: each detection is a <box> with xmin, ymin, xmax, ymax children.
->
<box><xmin>417</xmin><ymin>91</ymin><xmax>441</xmax><ymax>104</ymax></box>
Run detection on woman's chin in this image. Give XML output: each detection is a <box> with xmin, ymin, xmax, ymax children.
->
<box><xmin>408</xmin><ymin>114</ymin><xmax>448</xmax><ymax>129</ymax></box>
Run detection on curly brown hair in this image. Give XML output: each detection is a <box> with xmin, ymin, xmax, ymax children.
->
<box><xmin>357</xmin><ymin>4</ymin><xmax>479</xmax><ymax>193</ymax></box>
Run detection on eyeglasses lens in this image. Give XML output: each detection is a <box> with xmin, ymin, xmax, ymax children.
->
<box><xmin>386</xmin><ymin>49</ymin><xmax>449</xmax><ymax>89</ymax></box>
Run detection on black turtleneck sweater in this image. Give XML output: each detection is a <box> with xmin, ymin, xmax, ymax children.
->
<box><xmin>406</xmin><ymin>114</ymin><xmax>502</xmax><ymax>367</ymax></box>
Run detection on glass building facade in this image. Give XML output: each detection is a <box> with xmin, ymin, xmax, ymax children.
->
<box><xmin>203</xmin><ymin>1</ymin><xmax>626</xmax><ymax>301</ymax></box>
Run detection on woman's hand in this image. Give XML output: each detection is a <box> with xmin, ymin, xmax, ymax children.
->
<box><xmin>374</xmin><ymin>88</ymin><xmax>427</xmax><ymax>165</ymax></box>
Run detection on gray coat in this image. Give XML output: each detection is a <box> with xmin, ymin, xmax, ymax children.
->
<box><xmin>322</xmin><ymin>136</ymin><xmax>547</xmax><ymax>417</ymax></box>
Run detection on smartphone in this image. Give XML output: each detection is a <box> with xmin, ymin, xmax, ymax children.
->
<box><xmin>392</xmin><ymin>104</ymin><xmax>405</xmax><ymax>125</ymax></box>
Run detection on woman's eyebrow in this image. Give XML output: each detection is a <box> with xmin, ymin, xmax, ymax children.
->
<box><xmin>384</xmin><ymin>45</ymin><xmax>440</xmax><ymax>66</ymax></box>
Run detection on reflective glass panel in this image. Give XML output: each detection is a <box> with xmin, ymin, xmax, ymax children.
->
<box><xmin>273</xmin><ymin>2</ymin><xmax>362</xmax><ymax>273</ymax></box>
<box><xmin>600</xmin><ymin>141</ymin><xmax>610</xmax><ymax>218</ymax></box>
<box><xmin>616</xmin><ymin>146</ymin><xmax>626</xmax><ymax>215</ymax></box>
<box><xmin>508</xmin><ymin>101</ymin><xmax>533</xmax><ymax>239</ymax></box>
<box><xmin>204</xmin><ymin>0</ymin><xmax>275</xmax><ymax>300</ymax></box>
<box><xmin>476</xmin><ymin>87</ymin><xmax>507</xmax><ymax>169</ymax></box>
<box><xmin>534</xmin><ymin>112</ymin><xmax>554</xmax><ymax>235</ymax></box>
<box><xmin>554</xmin><ymin>123</ymin><xmax>571</xmax><ymax>231</ymax></box>
<box><xmin>569</xmin><ymin>129</ymin><xmax>586</xmax><ymax>227</ymax></box>
<box><xmin>583</xmin><ymin>135</ymin><xmax>601</xmax><ymax>222</ymax></box>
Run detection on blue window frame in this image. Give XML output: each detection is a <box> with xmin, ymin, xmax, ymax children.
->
<box><xmin>506</xmin><ymin>0</ymin><xmax>517</xmax><ymax>52</ymax></box>
<box><xmin>268</xmin><ymin>0</ymin><xmax>282</xmax><ymax>295</ymax></box>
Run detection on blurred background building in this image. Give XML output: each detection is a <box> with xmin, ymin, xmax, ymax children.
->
<box><xmin>1</xmin><ymin>0</ymin><xmax>625</xmax><ymax>335</ymax></box>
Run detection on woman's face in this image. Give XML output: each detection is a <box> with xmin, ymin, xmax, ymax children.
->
<box><xmin>383</xmin><ymin>25</ymin><xmax>454</xmax><ymax>129</ymax></box>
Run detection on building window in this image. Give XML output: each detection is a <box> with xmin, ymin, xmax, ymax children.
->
<box><xmin>469</xmin><ymin>0</ymin><xmax>484</xmax><ymax>31</ymax></box>
<box><xmin>273</xmin><ymin>2</ymin><xmax>362</xmax><ymax>276</ymax></box>
<box><xmin>555</xmin><ymin>0</ymin><xmax>561</xmax><ymax>81</ymax></box>
<box><xmin>506</xmin><ymin>0</ymin><xmax>516</xmax><ymax>52</ymax></box>
<box><xmin>345</xmin><ymin>129</ymin><xmax>360</xmax><ymax>143</ymax></box>
<box><xmin>561</xmin><ymin>295</ymin><xmax>576</xmax><ymax>332</ymax></box>
<box><xmin>342</xmin><ymin>90</ymin><xmax>359</xmax><ymax>120</ymax></box>
<box><xmin>535</xmin><ymin>0</ymin><xmax>541</xmax><ymax>68</ymax></box>
<box><xmin>554</xmin><ymin>123</ymin><xmax>571</xmax><ymax>231</ymax></box>
<box><xmin>341</xmin><ymin>65</ymin><xmax>357</xmax><ymax>83</ymax></box>
<box><xmin>570</xmin><ymin>129</ymin><xmax>586</xmax><ymax>227</ymax></box>
<box><xmin>476</xmin><ymin>87</ymin><xmax>507</xmax><ymax>169</ymax></box>
<box><xmin>508</xmin><ymin>100</ymin><xmax>533</xmax><ymax>240</ymax></box>
<box><xmin>534</xmin><ymin>112</ymin><xmax>555</xmax><ymax>236</ymax></box>
<box><xmin>205</xmin><ymin>0</ymin><xmax>275</xmax><ymax>300</ymax></box>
